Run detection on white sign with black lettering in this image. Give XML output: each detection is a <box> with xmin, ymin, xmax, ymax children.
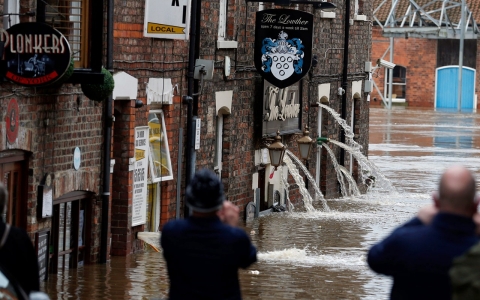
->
<box><xmin>132</xmin><ymin>126</ymin><xmax>150</xmax><ymax>226</ymax></box>
<box><xmin>143</xmin><ymin>0</ymin><xmax>191</xmax><ymax>40</ymax></box>
<box><xmin>195</xmin><ymin>118</ymin><xmax>201</xmax><ymax>150</ymax></box>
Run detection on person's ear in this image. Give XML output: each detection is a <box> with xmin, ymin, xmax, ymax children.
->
<box><xmin>432</xmin><ymin>191</ymin><xmax>440</xmax><ymax>208</ymax></box>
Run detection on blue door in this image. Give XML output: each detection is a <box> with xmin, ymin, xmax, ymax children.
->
<box><xmin>435</xmin><ymin>66</ymin><xmax>476</xmax><ymax>110</ymax></box>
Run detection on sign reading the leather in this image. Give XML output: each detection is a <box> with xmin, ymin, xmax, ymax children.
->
<box><xmin>1</xmin><ymin>22</ymin><xmax>71</xmax><ymax>87</ymax></box>
<box><xmin>255</xmin><ymin>9</ymin><xmax>313</xmax><ymax>89</ymax></box>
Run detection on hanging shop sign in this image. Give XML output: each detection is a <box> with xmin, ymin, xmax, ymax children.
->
<box><xmin>143</xmin><ymin>0</ymin><xmax>191</xmax><ymax>40</ymax></box>
<box><xmin>254</xmin><ymin>9</ymin><xmax>313</xmax><ymax>89</ymax></box>
<box><xmin>1</xmin><ymin>22</ymin><xmax>72</xmax><ymax>87</ymax></box>
<box><xmin>148</xmin><ymin>111</ymin><xmax>173</xmax><ymax>182</ymax></box>
<box><xmin>262</xmin><ymin>80</ymin><xmax>301</xmax><ymax>136</ymax></box>
<box><xmin>133</xmin><ymin>126</ymin><xmax>150</xmax><ymax>226</ymax></box>
<box><xmin>5</xmin><ymin>98</ymin><xmax>19</xmax><ymax>144</ymax></box>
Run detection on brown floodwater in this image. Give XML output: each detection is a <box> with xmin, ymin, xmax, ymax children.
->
<box><xmin>42</xmin><ymin>107</ymin><xmax>480</xmax><ymax>299</ymax></box>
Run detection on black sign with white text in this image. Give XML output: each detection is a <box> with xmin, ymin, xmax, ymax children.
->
<box><xmin>1</xmin><ymin>22</ymin><xmax>71</xmax><ymax>87</ymax></box>
<box><xmin>255</xmin><ymin>9</ymin><xmax>313</xmax><ymax>89</ymax></box>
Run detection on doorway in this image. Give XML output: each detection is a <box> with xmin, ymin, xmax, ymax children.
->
<box><xmin>0</xmin><ymin>151</ymin><xmax>29</xmax><ymax>229</ymax></box>
<box><xmin>50</xmin><ymin>191</ymin><xmax>93</xmax><ymax>273</ymax></box>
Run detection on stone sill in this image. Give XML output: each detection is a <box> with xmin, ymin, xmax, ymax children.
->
<box><xmin>217</xmin><ymin>40</ymin><xmax>238</xmax><ymax>49</ymax></box>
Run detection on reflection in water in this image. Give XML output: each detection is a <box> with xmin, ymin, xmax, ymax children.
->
<box><xmin>43</xmin><ymin>107</ymin><xmax>480</xmax><ymax>299</ymax></box>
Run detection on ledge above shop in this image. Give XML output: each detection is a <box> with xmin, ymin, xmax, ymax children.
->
<box><xmin>66</xmin><ymin>69</ymin><xmax>106</xmax><ymax>84</ymax></box>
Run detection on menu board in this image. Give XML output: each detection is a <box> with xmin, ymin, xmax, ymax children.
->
<box><xmin>35</xmin><ymin>229</ymin><xmax>50</xmax><ymax>281</ymax></box>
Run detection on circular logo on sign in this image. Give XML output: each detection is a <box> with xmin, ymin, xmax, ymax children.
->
<box><xmin>5</xmin><ymin>98</ymin><xmax>19</xmax><ymax>144</ymax></box>
<box><xmin>2</xmin><ymin>22</ymin><xmax>72</xmax><ymax>87</ymax></box>
<box><xmin>73</xmin><ymin>147</ymin><xmax>81</xmax><ymax>170</ymax></box>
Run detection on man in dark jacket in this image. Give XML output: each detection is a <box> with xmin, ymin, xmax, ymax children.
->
<box><xmin>0</xmin><ymin>183</ymin><xmax>40</xmax><ymax>297</ymax></box>
<box><xmin>161</xmin><ymin>169</ymin><xmax>257</xmax><ymax>300</ymax></box>
<box><xmin>368</xmin><ymin>165</ymin><xmax>479</xmax><ymax>300</ymax></box>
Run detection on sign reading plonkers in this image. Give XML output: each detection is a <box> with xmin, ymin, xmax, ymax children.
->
<box><xmin>254</xmin><ymin>9</ymin><xmax>313</xmax><ymax>89</ymax></box>
<box><xmin>1</xmin><ymin>22</ymin><xmax>71</xmax><ymax>87</ymax></box>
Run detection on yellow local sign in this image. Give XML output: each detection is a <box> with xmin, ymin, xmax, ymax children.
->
<box><xmin>135</xmin><ymin>149</ymin><xmax>146</xmax><ymax>161</ymax></box>
<box><xmin>143</xmin><ymin>0</ymin><xmax>190</xmax><ymax>40</ymax></box>
<box><xmin>147</xmin><ymin>22</ymin><xmax>185</xmax><ymax>34</ymax></box>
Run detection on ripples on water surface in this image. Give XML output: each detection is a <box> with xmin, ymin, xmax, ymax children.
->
<box><xmin>43</xmin><ymin>108</ymin><xmax>480</xmax><ymax>299</ymax></box>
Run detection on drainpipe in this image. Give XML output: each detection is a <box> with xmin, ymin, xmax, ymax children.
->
<box><xmin>100</xmin><ymin>0</ymin><xmax>114</xmax><ymax>264</ymax></box>
<box><xmin>339</xmin><ymin>0</ymin><xmax>351</xmax><ymax>167</ymax></box>
<box><xmin>184</xmin><ymin>0</ymin><xmax>201</xmax><ymax>217</ymax></box>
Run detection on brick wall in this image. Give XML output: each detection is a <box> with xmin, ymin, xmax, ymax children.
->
<box><xmin>110</xmin><ymin>0</ymin><xmax>372</xmax><ymax>254</ymax></box>
<box><xmin>370</xmin><ymin>27</ymin><xmax>438</xmax><ymax>107</ymax></box>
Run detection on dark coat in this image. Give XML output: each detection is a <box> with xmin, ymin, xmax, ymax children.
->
<box><xmin>161</xmin><ymin>216</ymin><xmax>257</xmax><ymax>300</ymax></box>
<box><xmin>0</xmin><ymin>221</ymin><xmax>40</xmax><ymax>296</ymax></box>
<box><xmin>368</xmin><ymin>213</ymin><xmax>479</xmax><ymax>300</ymax></box>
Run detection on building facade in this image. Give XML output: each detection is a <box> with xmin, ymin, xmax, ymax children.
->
<box><xmin>0</xmin><ymin>0</ymin><xmax>373</xmax><ymax>275</ymax></box>
<box><xmin>371</xmin><ymin>0</ymin><xmax>480</xmax><ymax>109</ymax></box>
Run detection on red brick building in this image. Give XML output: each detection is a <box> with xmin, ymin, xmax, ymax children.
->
<box><xmin>371</xmin><ymin>0</ymin><xmax>480</xmax><ymax>109</ymax></box>
<box><xmin>0</xmin><ymin>0</ymin><xmax>373</xmax><ymax>272</ymax></box>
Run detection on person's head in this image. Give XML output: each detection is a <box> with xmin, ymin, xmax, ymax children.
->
<box><xmin>186</xmin><ymin>169</ymin><xmax>224</xmax><ymax>215</ymax></box>
<box><xmin>433</xmin><ymin>165</ymin><xmax>478</xmax><ymax>216</ymax></box>
<box><xmin>0</xmin><ymin>183</ymin><xmax>7</xmax><ymax>216</ymax></box>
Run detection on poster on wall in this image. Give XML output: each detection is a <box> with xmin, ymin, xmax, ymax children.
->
<box><xmin>148</xmin><ymin>110</ymin><xmax>173</xmax><ymax>182</ymax></box>
<box><xmin>132</xmin><ymin>126</ymin><xmax>150</xmax><ymax>226</ymax></box>
<box><xmin>254</xmin><ymin>9</ymin><xmax>314</xmax><ymax>89</ymax></box>
<box><xmin>143</xmin><ymin>0</ymin><xmax>191</xmax><ymax>40</ymax></box>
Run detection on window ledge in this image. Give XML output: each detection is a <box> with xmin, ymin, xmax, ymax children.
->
<box><xmin>217</xmin><ymin>40</ymin><xmax>238</xmax><ymax>49</ymax></box>
<box><xmin>320</xmin><ymin>11</ymin><xmax>336</xmax><ymax>19</ymax></box>
<box><xmin>67</xmin><ymin>69</ymin><xmax>105</xmax><ymax>84</ymax></box>
<box><xmin>354</xmin><ymin>14</ymin><xmax>367</xmax><ymax>21</ymax></box>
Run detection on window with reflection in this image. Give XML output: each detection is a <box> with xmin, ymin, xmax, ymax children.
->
<box><xmin>40</xmin><ymin>0</ymin><xmax>89</xmax><ymax>68</ymax></box>
<box><xmin>148</xmin><ymin>110</ymin><xmax>173</xmax><ymax>182</ymax></box>
<box><xmin>386</xmin><ymin>65</ymin><xmax>407</xmax><ymax>100</ymax></box>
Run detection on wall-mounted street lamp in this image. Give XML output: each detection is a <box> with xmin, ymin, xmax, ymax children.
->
<box><xmin>246</xmin><ymin>0</ymin><xmax>336</xmax><ymax>10</ymax></box>
<box><xmin>268</xmin><ymin>131</ymin><xmax>287</xmax><ymax>170</ymax></box>
<box><xmin>297</xmin><ymin>125</ymin><xmax>314</xmax><ymax>161</ymax></box>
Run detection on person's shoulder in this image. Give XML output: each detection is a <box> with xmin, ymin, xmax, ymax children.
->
<box><xmin>162</xmin><ymin>219</ymin><xmax>188</xmax><ymax>234</ymax></box>
<box><xmin>222</xmin><ymin>225</ymin><xmax>252</xmax><ymax>240</ymax></box>
<box><xmin>8</xmin><ymin>226</ymin><xmax>30</xmax><ymax>240</ymax></box>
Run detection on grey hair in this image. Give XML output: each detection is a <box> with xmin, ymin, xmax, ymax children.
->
<box><xmin>0</xmin><ymin>183</ymin><xmax>7</xmax><ymax>215</ymax></box>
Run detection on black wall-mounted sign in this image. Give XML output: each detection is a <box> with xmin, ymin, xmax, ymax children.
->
<box><xmin>35</xmin><ymin>229</ymin><xmax>50</xmax><ymax>281</ymax></box>
<box><xmin>262</xmin><ymin>80</ymin><xmax>302</xmax><ymax>136</ymax></box>
<box><xmin>1</xmin><ymin>22</ymin><xmax>71</xmax><ymax>87</ymax></box>
<box><xmin>255</xmin><ymin>9</ymin><xmax>313</xmax><ymax>89</ymax></box>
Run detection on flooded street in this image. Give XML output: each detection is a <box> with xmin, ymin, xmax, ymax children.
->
<box><xmin>42</xmin><ymin>107</ymin><xmax>480</xmax><ymax>299</ymax></box>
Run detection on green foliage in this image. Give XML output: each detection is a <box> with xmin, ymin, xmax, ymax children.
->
<box><xmin>46</xmin><ymin>57</ymin><xmax>74</xmax><ymax>88</ymax></box>
<box><xmin>81</xmin><ymin>68</ymin><xmax>115</xmax><ymax>102</ymax></box>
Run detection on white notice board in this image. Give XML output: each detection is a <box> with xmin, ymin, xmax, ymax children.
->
<box><xmin>144</xmin><ymin>0</ymin><xmax>191</xmax><ymax>40</ymax></box>
<box><xmin>132</xmin><ymin>126</ymin><xmax>150</xmax><ymax>226</ymax></box>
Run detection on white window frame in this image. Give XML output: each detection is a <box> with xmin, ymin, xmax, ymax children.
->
<box><xmin>384</xmin><ymin>65</ymin><xmax>407</xmax><ymax>103</ymax></box>
<box><xmin>218</xmin><ymin>0</ymin><xmax>227</xmax><ymax>41</ymax></box>
<box><xmin>214</xmin><ymin>114</ymin><xmax>224</xmax><ymax>177</ymax></box>
<box><xmin>148</xmin><ymin>110</ymin><xmax>174</xmax><ymax>182</ymax></box>
<box><xmin>3</xmin><ymin>0</ymin><xmax>20</xmax><ymax>28</ymax></box>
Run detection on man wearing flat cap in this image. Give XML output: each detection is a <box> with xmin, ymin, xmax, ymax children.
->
<box><xmin>161</xmin><ymin>169</ymin><xmax>257</xmax><ymax>300</ymax></box>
